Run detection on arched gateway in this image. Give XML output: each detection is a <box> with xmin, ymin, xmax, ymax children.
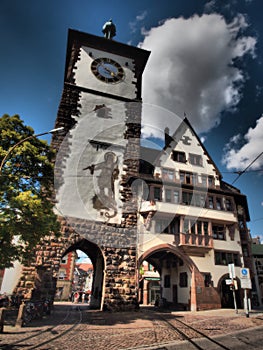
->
<box><xmin>139</xmin><ymin>244</ymin><xmax>221</xmax><ymax>311</ymax></box>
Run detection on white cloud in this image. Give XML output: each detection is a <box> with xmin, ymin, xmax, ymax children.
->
<box><xmin>129</xmin><ymin>11</ymin><xmax>147</xmax><ymax>34</ymax></box>
<box><xmin>139</xmin><ymin>14</ymin><xmax>256</xmax><ymax>135</ymax></box>
<box><xmin>136</xmin><ymin>11</ymin><xmax>147</xmax><ymax>22</ymax></box>
<box><xmin>222</xmin><ymin>114</ymin><xmax>263</xmax><ymax>170</ymax></box>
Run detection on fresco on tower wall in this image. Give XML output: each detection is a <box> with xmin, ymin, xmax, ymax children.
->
<box><xmin>55</xmin><ymin>97</ymin><xmax>131</xmax><ymax>225</ymax></box>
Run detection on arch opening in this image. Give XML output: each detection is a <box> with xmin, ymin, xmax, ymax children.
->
<box><xmin>139</xmin><ymin>246</ymin><xmax>193</xmax><ymax>311</ymax></box>
<box><xmin>56</xmin><ymin>238</ymin><xmax>105</xmax><ymax>310</ymax></box>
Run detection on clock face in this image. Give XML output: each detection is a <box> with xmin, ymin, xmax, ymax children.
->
<box><xmin>91</xmin><ymin>57</ymin><xmax>125</xmax><ymax>83</ymax></box>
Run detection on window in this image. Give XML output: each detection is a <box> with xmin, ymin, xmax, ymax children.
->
<box><xmin>58</xmin><ymin>270</ymin><xmax>66</xmax><ymax>280</ymax></box>
<box><xmin>163</xmin><ymin>188</ymin><xmax>180</xmax><ymax>203</ymax></box>
<box><xmin>165</xmin><ymin>189</ymin><xmax>172</xmax><ymax>202</ymax></box>
<box><xmin>189</xmin><ymin>153</ymin><xmax>203</xmax><ymax>166</ymax></box>
<box><xmin>155</xmin><ymin>219</ymin><xmax>170</xmax><ymax>233</ymax></box>
<box><xmin>201</xmin><ymin>175</ymin><xmax>207</xmax><ymax>187</ymax></box>
<box><xmin>179</xmin><ymin>272</ymin><xmax>188</xmax><ymax>287</ymax></box>
<box><xmin>183</xmin><ymin>220</ymin><xmax>209</xmax><ymax>241</ymax></box>
<box><xmin>151</xmin><ymin>186</ymin><xmax>161</xmax><ymax>201</ymax></box>
<box><xmin>173</xmin><ymin>190</ymin><xmax>179</xmax><ymax>204</ymax></box>
<box><xmin>61</xmin><ymin>256</ymin><xmax>68</xmax><ymax>264</ymax></box>
<box><xmin>164</xmin><ymin>275</ymin><xmax>171</xmax><ymax>288</ymax></box>
<box><xmin>155</xmin><ymin>217</ymin><xmax>179</xmax><ymax>234</ymax></box>
<box><xmin>162</xmin><ymin>168</ymin><xmax>174</xmax><ymax>181</ymax></box>
<box><xmin>197</xmin><ymin>221</ymin><xmax>202</xmax><ymax>235</ymax></box>
<box><xmin>203</xmin><ymin>222</ymin><xmax>208</xmax><ymax>235</ymax></box>
<box><xmin>208</xmin><ymin>196</ymin><xmax>214</xmax><ymax>209</ymax></box>
<box><xmin>212</xmin><ymin>225</ymin><xmax>225</xmax><ymax>240</ymax></box>
<box><xmin>216</xmin><ymin>197</ymin><xmax>222</xmax><ymax>210</ymax></box>
<box><xmin>214</xmin><ymin>251</ymin><xmax>241</xmax><ymax>266</ymax></box>
<box><xmin>183</xmin><ymin>219</ymin><xmax>190</xmax><ymax>233</ymax></box>
<box><xmin>225</xmin><ymin>198</ymin><xmax>232</xmax><ymax>211</ymax></box>
<box><xmin>193</xmin><ymin>193</ymin><xmax>206</xmax><ymax>207</ymax></box>
<box><xmin>182</xmin><ymin>191</ymin><xmax>192</xmax><ymax>205</ymax></box>
<box><xmin>180</xmin><ymin>171</ymin><xmax>195</xmax><ymax>185</ymax></box>
<box><xmin>203</xmin><ymin>273</ymin><xmax>212</xmax><ymax>287</ymax></box>
<box><xmin>192</xmin><ymin>173</ymin><xmax>198</xmax><ymax>185</ymax></box>
<box><xmin>172</xmin><ymin>151</ymin><xmax>186</xmax><ymax>163</ymax></box>
<box><xmin>208</xmin><ymin>176</ymin><xmax>214</xmax><ymax>187</ymax></box>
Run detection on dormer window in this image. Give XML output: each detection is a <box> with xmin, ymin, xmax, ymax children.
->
<box><xmin>172</xmin><ymin>151</ymin><xmax>186</xmax><ymax>163</ymax></box>
<box><xmin>189</xmin><ymin>153</ymin><xmax>203</xmax><ymax>166</ymax></box>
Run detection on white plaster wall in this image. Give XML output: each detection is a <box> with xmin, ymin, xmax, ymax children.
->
<box><xmin>161</xmin><ymin>264</ymin><xmax>190</xmax><ymax>304</ymax></box>
<box><xmin>55</xmin><ymin>98</ymin><xmax>131</xmax><ymax>224</ymax></box>
<box><xmin>155</xmin><ymin>126</ymin><xmax>220</xmax><ymax>187</ymax></box>
<box><xmin>156</xmin><ymin>203</ymin><xmax>237</xmax><ymax>223</ymax></box>
<box><xmin>0</xmin><ymin>261</ymin><xmax>22</xmax><ymax>294</ymax></box>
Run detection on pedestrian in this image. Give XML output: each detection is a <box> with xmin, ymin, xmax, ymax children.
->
<box><xmin>74</xmin><ymin>291</ymin><xmax>79</xmax><ymax>303</ymax></box>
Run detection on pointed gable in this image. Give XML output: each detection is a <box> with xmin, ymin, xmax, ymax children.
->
<box><xmin>152</xmin><ymin>117</ymin><xmax>222</xmax><ymax>187</ymax></box>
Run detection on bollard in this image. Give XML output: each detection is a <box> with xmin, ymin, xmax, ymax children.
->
<box><xmin>15</xmin><ymin>301</ymin><xmax>26</xmax><ymax>327</ymax></box>
<box><xmin>0</xmin><ymin>307</ymin><xmax>6</xmax><ymax>333</ymax></box>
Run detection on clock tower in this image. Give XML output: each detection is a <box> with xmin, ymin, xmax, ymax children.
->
<box><xmin>14</xmin><ymin>24</ymin><xmax>150</xmax><ymax>311</ymax></box>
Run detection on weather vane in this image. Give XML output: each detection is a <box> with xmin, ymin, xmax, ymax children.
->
<box><xmin>102</xmin><ymin>19</ymin><xmax>116</xmax><ymax>39</ymax></box>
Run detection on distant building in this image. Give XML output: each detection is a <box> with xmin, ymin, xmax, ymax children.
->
<box><xmin>56</xmin><ymin>251</ymin><xmax>77</xmax><ymax>300</ymax></box>
<box><xmin>251</xmin><ymin>237</ymin><xmax>263</xmax><ymax>306</ymax></box>
<box><xmin>0</xmin><ymin>262</ymin><xmax>22</xmax><ymax>295</ymax></box>
<box><xmin>75</xmin><ymin>263</ymin><xmax>93</xmax><ymax>293</ymax></box>
<box><xmin>56</xmin><ymin>252</ymin><xmax>93</xmax><ymax>301</ymax></box>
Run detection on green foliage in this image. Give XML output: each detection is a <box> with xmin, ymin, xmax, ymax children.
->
<box><xmin>0</xmin><ymin>114</ymin><xmax>60</xmax><ymax>269</ymax></box>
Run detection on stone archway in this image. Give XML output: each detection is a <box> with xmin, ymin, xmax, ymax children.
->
<box><xmin>14</xmin><ymin>230</ymin><xmax>106</xmax><ymax>310</ymax></box>
<box><xmin>60</xmin><ymin>238</ymin><xmax>105</xmax><ymax>309</ymax></box>
<box><xmin>139</xmin><ymin>244</ymin><xmax>221</xmax><ymax>311</ymax></box>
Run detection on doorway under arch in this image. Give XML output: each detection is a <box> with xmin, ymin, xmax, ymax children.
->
<box><xmin>139</xmin><ymin>244</ymin><xmax>195</xmax><ymax>310</ymax></box>
<box><xmin>218</xmin><ymin>274</ymin><xmax>242</xmax><ymax>309</ymax></box>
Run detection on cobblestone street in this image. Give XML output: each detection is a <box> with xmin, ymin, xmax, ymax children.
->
<box><xmin>1</xmin><ymin>303</ymin><xmax>263</xmax><ymax>349</ymax></box>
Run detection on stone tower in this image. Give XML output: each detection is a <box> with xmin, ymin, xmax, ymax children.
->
<box><xmin>14</xmin><ymin>27</ymin><xmax>150</xmax><ymax>311</ymax></box>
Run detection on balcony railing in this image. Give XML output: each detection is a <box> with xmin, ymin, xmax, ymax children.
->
<box><xmin>174</xmin><ymin>233</ymin><xmax>213</xmax><ymax>253</ymax></box>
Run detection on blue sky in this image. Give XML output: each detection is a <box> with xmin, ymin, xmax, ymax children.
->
<box><xmin>0</xmin><ymin>0</ymin><xmax>262</xmax><ymax>239</ymax></box>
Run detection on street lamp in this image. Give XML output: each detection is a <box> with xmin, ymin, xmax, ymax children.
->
<box><xmin>0</xmin><ymin>127</ymin><xmax>64</xmax><ymax>174</ymax></box>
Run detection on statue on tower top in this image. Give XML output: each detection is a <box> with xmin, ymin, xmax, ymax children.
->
<box><xmin>102</xmin><ymin>19</ymin><xmax>116</xmax><ymax>39</ymax></box>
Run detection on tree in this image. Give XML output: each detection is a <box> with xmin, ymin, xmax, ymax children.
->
<box><xmin>0</xmin><ymin>114</ymin><xmax>60</xmax><ymax>269</ymax></box>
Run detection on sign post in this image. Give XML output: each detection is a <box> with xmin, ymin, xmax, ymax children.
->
<box><xmin>240</xmin><ymin>268</ymin><xmax>251</xmax><ymax>318</ymax></box>
<box><xmin>228</xmin><ymin>263</ymin><xmax>238</xmax><ymax>313</ymax></box>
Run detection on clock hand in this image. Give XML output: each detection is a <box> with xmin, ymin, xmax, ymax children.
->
<box><xmin>100</xmin><ymin>62</ymin><xmax>116</xmax><ymax>77</ymax></box>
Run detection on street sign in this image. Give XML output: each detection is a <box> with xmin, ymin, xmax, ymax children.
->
<box><xmin>240</xmin><ymin>268</ymin><xmax>250</xmax><ymax>279</ymax></box>
<box><xmin>241</xmin><ymin>278</ymin><xmax>252</xmax><ymax>289</ymax></box>
<box><xmin>225</xmin><ymin>279</ymin><xmax>232</xmax><ymax>285</ymax></box>
<box><xmin>228</xmin><ymin>263</ymin><xmax>235</xmax><ymax>279</ymax></box>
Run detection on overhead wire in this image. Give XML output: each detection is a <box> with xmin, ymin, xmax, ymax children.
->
<box><xmin>231</xmin><ymin>151</ymin><xmax>263</xmax><ymax>184</ymax></box>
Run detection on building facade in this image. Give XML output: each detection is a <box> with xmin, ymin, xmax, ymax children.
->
<box><xmin>137</xmin><ymin>119</ymin><xmax>252</xmax><ymax>310</ymax></box>
<box><xmin>251</xmin><ymin>238</ymin><xmax>263</xmax><ymax>306</ymax></box>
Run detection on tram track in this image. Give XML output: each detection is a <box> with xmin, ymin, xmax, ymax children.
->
<box><xmin>150</xmin><ymin>311</ymin><xmax>232</xmax><ymax>350</ymax></box>
<box><xmin>0</xmin><ymin>304</ymin><xmax>84</xmax><ymax>350</ymax></box>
